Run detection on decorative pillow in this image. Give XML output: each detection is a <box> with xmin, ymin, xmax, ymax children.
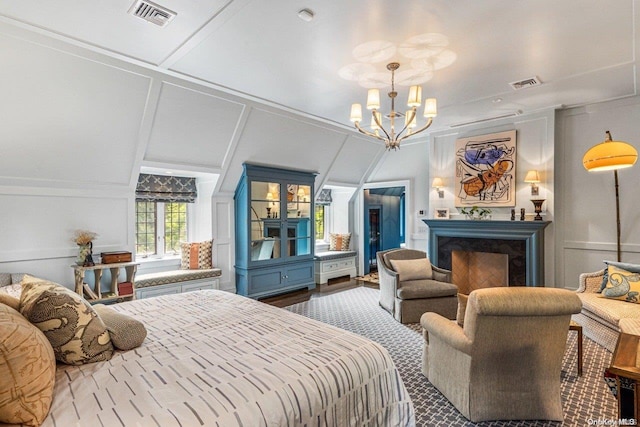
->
<box><xmin>600</xmin><ymin>265</ymin><xmax>640</xmax><ymax>303</ymax></box>
<box><xmin>456</xmin><ymin>293</ymin><xmax>468</xmax><ymax>327</ymax></box>
<box><xmin>93</xmin><ymin>304</ymin><xmax>147</xmax><ymax>351</ymax></box>
<box><xmin>389</xmin><ymin>258</ymin><xmax>434</xmax><ymax>281</ymax></box>
<box><xmin>0</xmin><ymin>293</ymin><xmax>20</xmax><ymax>311</ymax></box>
<box><xmin>329</xmin><ymin>233</ymin><xmax>351</xmax><ymax>251</ymax></box>
<box><xmin>180</xmin><ymin>240</ymin><xmax>213</xmax><ymax>269</ymax></box>
<box><xmin>0</xmin><ymin>283</ymin><xmax>22</xmax><ymax>299</ymax></box>
<box><xmin>19</xmin><ymin>276</ymin><xmax>114</xmax><ymax>365</ymax></box>
<box><xmin>0</xmin><ymin>304</ymin><xmax>56</xmax><ymax>426</ymax></box>
<box><xmin>599</xmin><ymin>261</ymin><xmax>640</xmax><ymax>292</ymax></box>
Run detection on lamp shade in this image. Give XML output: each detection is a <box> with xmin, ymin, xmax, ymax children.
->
<box><xmin>367</xmin><ymin>89</ymin><xmax>380</xmax><ymax>110</ymax></box>
<box><xmin>350</xmin><ymin>103</ymin><xmax>362</xmax><ymax>122</ymax></box>
<box><xmin>524</xmin><ymin>170</ymin><xmax>540</xmax><ymax>183</ymax></box>
<box><xmin>431</xmin><ymin>177</ymin><xmax>444</xmax><ymax>188</ymax></box>
<box><xmin>583</xmin><ymin>139</ymin><xmax>638</xmax><ymax>172</ymax></box>
<box><xmin>423</xmin><ymin>98</ymin><xmax>437</xmax><ymax>118</ymax></box>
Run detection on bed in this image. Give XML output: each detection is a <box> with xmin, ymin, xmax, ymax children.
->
<box><xmin>36</xmin><ymin>290</ymin><xmax>414</xmax><ymax>426</ymax></box>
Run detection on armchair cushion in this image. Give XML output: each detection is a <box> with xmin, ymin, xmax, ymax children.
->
<box><xmin>397</xmin><ymin>279</ymin><xmax>458</xmax><ymax>300</ymax></box>
<box><xmin>390</xmin><ymin>258</ymin><xmax>433</xmax><ymax>280</ymax></box>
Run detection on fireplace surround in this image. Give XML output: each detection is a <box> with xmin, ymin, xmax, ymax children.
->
<box><xmin>423</xmin><ymin>219</ymin><xmax>550</xmax><ymax>286</ymax></box>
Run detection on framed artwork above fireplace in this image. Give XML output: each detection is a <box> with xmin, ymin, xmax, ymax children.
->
<box><xmin>454</xmin><ymin>130</ymin><xmax>516</xmax><ymax>207</ymax></box>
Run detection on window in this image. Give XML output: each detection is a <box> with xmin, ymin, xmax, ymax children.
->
<box><xmin>315</xmin><ymin>205</ymin><xmax>326</xmax><ymax>241</ymax></box>
<box><xmin>135</xmin><ymin>201</ymin><xmax>188</xmax><ymax>257</ymax></box>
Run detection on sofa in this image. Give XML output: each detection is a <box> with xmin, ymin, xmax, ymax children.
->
<box><xmin>573</xmin><ymin>269</ymin><xmax>640</xmax><ymax>352</ymax></box>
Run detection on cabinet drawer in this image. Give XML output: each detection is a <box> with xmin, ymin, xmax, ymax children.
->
<box><xmin>182</xmin><ymin>281</ymin><xmax>215</xmax><ymax>292</ymax></box>
<box><xmin>137</xmin><ymin>285</ymin><xmax>181</xmax><ymax>299</ymax></box>
<box><xmin>339</xmin><ymin>258</ymin><xmax>355</xmax><ymax>268</ymax></box>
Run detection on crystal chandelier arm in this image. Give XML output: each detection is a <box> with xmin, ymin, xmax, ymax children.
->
<box><xmin>398</xmin><ymin>117</ymin><xmax>434</xmax><ymax>143</ymax></box>
<box><xmin>354</xmin><ymin>121</ymin><xmax>387</xmax><ymax>142</ymax></box>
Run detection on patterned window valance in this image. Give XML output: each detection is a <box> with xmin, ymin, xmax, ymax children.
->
<box><xmin>136</xmin><ymin>174</ymin><xmax>197</xmax><ymax>203</ymax></box>
<box><xmin>316</xmin><ymin>189</ymin><xmax>332</xmax><ymax>205</ymax></box>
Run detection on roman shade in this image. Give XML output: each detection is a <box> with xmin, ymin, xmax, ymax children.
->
<box><xmin>136</xmin><ymin>173</ymin><xmax>197</xmax><ymax>203</ymax></box>
<box><xmin>316</xmin><ymin>188</ymin><xmax>332</xmax><ymax>205</ymax></box>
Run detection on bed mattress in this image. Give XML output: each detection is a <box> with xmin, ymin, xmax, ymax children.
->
<box><xmin>39</xmin><ymin>290</ymin><xmax>414</xmax><ymax>426</ymax></box>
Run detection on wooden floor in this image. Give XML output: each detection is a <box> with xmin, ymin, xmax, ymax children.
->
<box><xmin>259</xmin><ymin>277</ymin><xmax>379</xmax><ymax>308</ymax></box>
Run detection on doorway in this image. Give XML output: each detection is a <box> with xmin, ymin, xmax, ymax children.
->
<box><xmin>368</xmin><ymin>207</ymin><xmax>381</xmax><ymax>272</ymax></box>
<box><xmin>362</xmin><ymin>186</ymin><xmax>406</xmax><ymax>274</ymax></box>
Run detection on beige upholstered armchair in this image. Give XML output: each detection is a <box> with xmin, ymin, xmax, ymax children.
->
<box><xmin>421</xmin><ymin>287</ymin><xmax>582</xmax><ymax>422</ymax></box>
<box><xmin>377</xmin><ymin>248</ymin><xmax>457</xmax><ymax>323</ymax></box>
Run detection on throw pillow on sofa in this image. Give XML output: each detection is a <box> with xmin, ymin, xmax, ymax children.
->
<box><xmin>0</xmin><ymin>303</ymin><xmax>56</xmax><ymax>427</ymax></box>
<box><xmin>600</xmin><ymin>265</ymin><xmax>640</xmax><ymax>303</ymax></box>
<box><xmin>598</xmin><ymin>260</ymin><xmax>640</xmax><ymax>292</ymax></box>
<box><xmin>19</xmin><ymin>275</ymin><xmax>114</xmax><ymax>365</ymax></box>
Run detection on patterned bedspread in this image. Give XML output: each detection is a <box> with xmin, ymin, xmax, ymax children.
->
<box><xmin>41</xmin><ymin>290</ymin><xmax>415</xmax><ymax>426</ymax></box>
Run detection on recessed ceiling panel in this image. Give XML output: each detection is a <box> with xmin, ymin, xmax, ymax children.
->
<box><xmin>369</xmin><ymin>142</ymin><xmax>428</xmax><ymax>183</ymax></box>
<box><xmin>326</xmin><ymin>136</ymin><xmax>383</xmax><ymax>185</ymax></box>
<box><xmin>145</xmin><ymin>82</ymin><xmax>245</xmax><ymax>169</ymax></box>
<box><xmin>171</xmin><ymin>0</ymin><xmax>635</xmax><ymax>128</ymax></box>
<box><xmin>0</xmin><ymin>34</ymin><xmax>150</xmax><ymax>187</ymax></box>
<box><xmin>0</xmin><ymin>0</ymin><xmax>231</xmax><ymax>64</ymax></box>
<box><xmin>219</xmin><ymin>108</ymin><xmax>346</xmax><ymax>193</ymax></box>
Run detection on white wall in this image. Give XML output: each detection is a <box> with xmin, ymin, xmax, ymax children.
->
<box><xmin>556</xmin><ymin>96</ymin><xmax>640</xmax><ymax>289</ymax></box>
<box><xmin>0</xmin><ymin>187</ymin><xmax>132</xmax><ymax>287</ymax></box>
<box><xmin>427</xmin><ymin>109</ymin><xmax>556</xmax><ymax>287</ymax></box>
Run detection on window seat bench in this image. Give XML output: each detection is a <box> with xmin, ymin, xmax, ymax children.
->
<box><xmin>135</xmin><ymin>268</ymin><xmax>222</xmax><ymax>299</ymax></box>
<box><xmin>314</xmin><ymin>251</ymin><xmax>357</xmax><ymax>285</ymax></box>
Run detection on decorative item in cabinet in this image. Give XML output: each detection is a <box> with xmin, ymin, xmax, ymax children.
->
<box><xmin>72</xmin><ymin>261</ymin><xmax>138</xmax><ymax>304</ymax></box>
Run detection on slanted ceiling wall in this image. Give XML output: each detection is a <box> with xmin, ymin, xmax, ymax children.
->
<box><xmin>0</xmin><ymin>21</ymin><xmax>385</xmax><ymax>287</ymax></box>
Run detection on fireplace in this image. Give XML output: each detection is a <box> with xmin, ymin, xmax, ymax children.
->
<box><xmin>452</xmin><ymin>251</ymin><xmax>509</xmax><ymax>294</ymax></box>
<box><xmin>423</xmin><ymin>219</ymin><xmax>550</xmax><ymax>287</ymax></box>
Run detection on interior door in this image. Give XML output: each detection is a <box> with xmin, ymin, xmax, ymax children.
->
<box><xmin>368</xmin><ymin>207</ymin><xmax>381</xmax><ymax>272</ymax></box>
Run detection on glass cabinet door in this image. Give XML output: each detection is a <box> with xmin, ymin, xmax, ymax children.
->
<box><xmin>250</xmin><ymin>181</ymin><xmax>280</xmax><ymax>261</ymax></box>
<box><xmin>285</xmin><ymin>183</ymin><xmax>312</xmax><ymax>257</ymax></box>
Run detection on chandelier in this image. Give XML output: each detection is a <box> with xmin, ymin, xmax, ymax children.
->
<box><xmin>349</xmin><ymin>62</ymin><xmax>437</xmax><ymax>150</ymax></box>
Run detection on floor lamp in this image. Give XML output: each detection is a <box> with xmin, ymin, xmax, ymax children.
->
<box><xmin>583</xmin><ymin>131</ymin><xmax>638</xmax><ymax>262</ymax></box>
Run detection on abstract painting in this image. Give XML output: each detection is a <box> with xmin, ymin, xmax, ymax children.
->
<box><xmin>454</xmin><ymin>130</ymin><xmax>516</xmax><ymax>207</ymax></box>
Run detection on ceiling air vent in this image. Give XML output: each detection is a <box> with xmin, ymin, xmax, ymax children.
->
<box><xmin>128</xmin><ymin>0</ymin><xmax>176</xmax><ymax>27</ymax></box>
<box><xmin>509</xmin><ymin>76</ymin><xmax>542</xmax><ymax>90</ymax></box>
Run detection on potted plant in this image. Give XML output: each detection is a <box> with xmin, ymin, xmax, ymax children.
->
<box><xmin>460</xmin><ymin>206</ymin><xmax>492</xmax><ymax>220</ymax></box>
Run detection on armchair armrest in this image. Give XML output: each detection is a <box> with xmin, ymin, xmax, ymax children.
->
<box><xmin>577</xmin><ymin>270</ymin><xmax>605</xmax><ymax>293</ymax></box>
<box><xmin>377</xmin><ymin>252</ymin><xmax>399</xmax><ymax>312</ymax></box>
<box><xmin>421</xmin><ymin>312</ymin><xmax>472</xmax><ymax>355</ymax></box>
<box><xmin>432</xmin><ymin>265</ymin><xmax>452</xmax><ymax>283</ymax></box>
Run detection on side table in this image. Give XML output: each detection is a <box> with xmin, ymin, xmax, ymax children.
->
<box><xmin>569</xmin><ymin>320</ymin><xmax>583</xmax><ymax>376</ymax></box>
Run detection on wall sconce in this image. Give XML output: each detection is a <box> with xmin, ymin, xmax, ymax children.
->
<box><xmin>524</xmin><ymin>170</ymin><xmax>540</xmax><ymax>196</ymax></box>
<box><xmin>431</xmin><ymin>177</ymin><xmax>444</xmax><ymax>198</ymax></box>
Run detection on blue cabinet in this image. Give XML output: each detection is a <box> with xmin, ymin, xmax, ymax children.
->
<box><xmin>234</xmin><ymin>163</ymin><xmax>316</xmax><ymax>298</ymax></box>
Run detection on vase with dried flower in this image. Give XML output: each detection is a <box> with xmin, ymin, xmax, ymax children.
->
<box><xmin>73</xmin><ymin>230</ymin><xmax>98</xmax><ymax>266</ymax></box>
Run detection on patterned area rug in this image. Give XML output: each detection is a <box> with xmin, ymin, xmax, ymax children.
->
<box><xmin>285</xmin><ymin>286</ymin><xmax>617</xmax><ymax>426</ymax></box>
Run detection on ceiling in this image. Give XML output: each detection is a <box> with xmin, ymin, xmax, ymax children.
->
<box><xmin>0</xmin><ymin>0</ymin><xmax>637</xmax><ymax>131</ymax></box>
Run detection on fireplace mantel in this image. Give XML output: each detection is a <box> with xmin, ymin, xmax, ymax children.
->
<box><xmin>423</xmin><ymin>219</ymin><xmax>551</xmax><ymax>286</ymax></box>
